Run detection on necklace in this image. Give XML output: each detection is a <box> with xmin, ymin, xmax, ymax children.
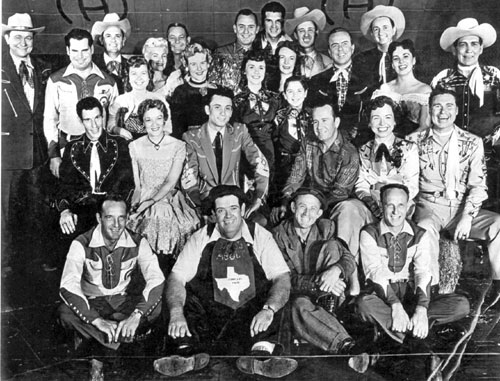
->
<box><xmin>147</xmin><ymin>133</ymin><xmax>166</xmax><ymax>150</ymax></box>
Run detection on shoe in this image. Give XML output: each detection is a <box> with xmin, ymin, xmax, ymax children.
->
<box><xmin>236</xmin><ymin>356</ymin><xmax>298</xmax><ymax>378</ymax></box>
<box><xmin>89</xmin><ymin>359</ymin><xmax>104</xmax><ymax>381</ymax></box>
<box><xmin>153</xmin><ymin>353</ymin><xmax>209</xmax><ymax>377</ymax></box>
<box><xmin>348</xmin><ymin>352</ymin><xmax>379</xmax><ymax>374</ymax></box>
<box><xmin>426</xmin><ymin>354</ymin><xmax>443</xmax><ymax>381</ymax></box>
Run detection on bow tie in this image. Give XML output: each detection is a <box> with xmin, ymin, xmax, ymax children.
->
<box><xmin>374</xmin><ymin>143</ymin><xmax>392</xmax><ymax>162</ymax></box>
<box><xmin>106</xmin><ymin>60</ymin><xmax>122</xmax><ymax>74</ymax></box>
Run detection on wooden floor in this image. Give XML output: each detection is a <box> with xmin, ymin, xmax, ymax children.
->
<box><xmin>2</xmin><ymin>246</ymin><xmax>499</xmax><ymax>381</ymax></box>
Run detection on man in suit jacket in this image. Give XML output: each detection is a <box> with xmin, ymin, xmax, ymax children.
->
<box><xmin>181</xmin><ymin>87</ymin><xmax>269</xmax><ymax>219</ymax></box>
<box><xmin>1</xmin><ymin>13</ymin><xmax>51</xmax><ymax>273</ymax></box>
<box><xmin>91</xmin><ymin>13</ymin><xmax>131</xmax><ymax>94</ymax></box>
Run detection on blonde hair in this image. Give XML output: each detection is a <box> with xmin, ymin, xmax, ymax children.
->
<box><xmin>142</xmin><ymin>37</ymin><xmax>169</xmax><ymax>59</ymax></box>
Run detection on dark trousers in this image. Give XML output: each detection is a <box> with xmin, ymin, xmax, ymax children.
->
<box><xmin>58</xmin><ymin>295</ymin><xmax>161</xmax><ymax>350</ymax></box>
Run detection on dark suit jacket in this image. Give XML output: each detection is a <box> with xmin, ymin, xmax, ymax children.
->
<box><xmin>93</xmin><ymin>53</ymin><xmax>129</xmax><ymax>95</ymax></box>
<box><xmin>352</xmin><ymin>47</ymin><xmax>395</xmax><ymax>100</ymax></box>
<box><xmin>56</xmin><ymin>131</ymin><xmax>134</xmax><ymax>212</ymax></box>
<box><xmin>1</xmin><ymin>50</ymin><xmax>49</xmax><ymax>170</ymax></box>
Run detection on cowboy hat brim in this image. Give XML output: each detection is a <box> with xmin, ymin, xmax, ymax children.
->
<box><xmin>440</xmin><ymin>23</ymin><xmax>497</xmax><ymax>52</ymax></box>
<box><xmin>91</xmin><ymin>19</ymin><xmax>131</xmax><ymax>40</ymax></box>
<box><xmin>2</xmin><ymin>25</ymin><xmax>45</xmax><ymax>35</ymax></box>
<box><xmin>284</xmin><ymin>9</ymin><xmax>326</xmax><ymax>37</ymax></box>
<box><xmin>360</xmin><ymin>5</ymin><xmax>405</xmax><ymax>41</ymax></box>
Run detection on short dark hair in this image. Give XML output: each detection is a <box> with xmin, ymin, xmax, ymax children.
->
<box><xmin>380</xmin><ymin>183</ymin><xmax>410</xmax><ymax>204</ymax></box>
<box><xmin>366</xmin><ymin>95</ymin><xmax>398</xmax><ymax>116</ymax></box>
<box><xmin>310</xmin><ymin>98</ymin><xmax>337</xmax><ymax>118</ymax></box>
<box><xmin>65</xmin><ymin>28</ymin><xmax>93</xmax><ymax>48</ymax></box>
<box><xmin>97</xmin><ymin>193</ymin><xmax>130</xmax><ymax>216</ymax></box>
<box><xmin>429</xmin><ymin>88</ymin><xmax>458</xmax><ymax>106</ymax></box>
<box><xmin>283</xmin><ymin>75</ymin><xmax>308</xmax><ymax>92</ymax></box>
<box><xmin>327</xmin><ymin>27</ymin><xmax>353</xmax><ymax>43</ymax></box>
<box><xmin>234</xmin><ymin>9</ymin><xmax>258</xmax><ymax>26</ymax></box>
<box><xmin>124</xmin><ymin>56</ymin><xmax>155</xmax><ymax>92</ymax></box>
<box><xmin>209</xmin><ymin>185</ymin><xmax>248</xmax><ymax>210</ymax></box>
<box><xmin>261</xmin><ymin>1</ymin><xmax>286</xmax><ymax>21</ymax></box>
<box><xmin>76</xmin><ymin>97</ymin><xmax>103</xmax><ymax>120</ymax></box>
<box><xmin>240</xmin><ymin>49</ymin><xmax>268</xmax><ymax>89</ymax></box>
<box><xmin>167</xmin><ymin>22</ymin><xmax>190</xmax><ymax>37</ymax></box>
<box><xmin>388</xmin><ymin>39</ymin><xmax>416</xmax><ymax>59</ymax></box>
<box><xmin>204</xmin><ymin>86</ymin><xmax>234</xmax><ymax>106</ymax></box>
<box><xmin>137</xmin><ymin>99</ymin><xmax>169</xmax><ymax>123</ymax></box>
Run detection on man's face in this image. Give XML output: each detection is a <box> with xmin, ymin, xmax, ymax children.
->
<box><xmin>96</xmin><ymin>200</ymin><xmax>128</xmax><ymax>244</ymax></box>
<box><xmin>81</xmin><ymin>107</ymin><xmax>104</xmax><ymax>141</ymax></box>
<box><xmin>168</xmin><ymin>26</ymin><xmax>190</xmax><ymax>55</ymax></box>
<box><xmin>264</xmin><ymin>11</ymin><xmax>283</xmax><ymax>40</ymax></box>
<box><xmin>370</xmin><ymin>16</ymin><xmax>396</xmax><ymax>47</ymax></box>
<box><xmin>4</xmin><ymin>30</ymin><xmax>34</xmax><ymax>59</ymax></box>
<box><xmin>187</xmin><ymin>52</ymin><xmax>209</xmax><ymax>83</ymax></box>
<box><xmin>382</xmin><ymin>188</ymin><xmax>409</xmax><ymax>230</ymax></box>
<box><xmin>295</xmin><ymin>21</ymin><xmax>316</xmax><ymax>49</ymax></box>
<box><xmin>233</xmin><ymin>14</ymin><xmax>258</xmax><ymax>48</ymax></box>
<box><xmin>214</xmin><ymin>195</ymin><xmax>245</xmax><ymax>239</ymax></box>
<box><xmin>67</xmin><ymin>38</ymin><xmax>93</xmax><ymax>71</ymax></box>
<box><xmin>102</xmin><ymin>26</ymin><xmax>125</xmax><ymax>56</ymax></box>
<box><xmin>453</xmin><ymin>35</ymin><xmax>483</xmax><ymax>67</ymax></box>
<box><xmin>369</xmin><ymin>104</ymin><xmax>396</xmax><ymax>140</ymax></box>
<box><xmin>328</xmin><ymin>31</ymin><xmax>354</xmax><ymax>67</ymax></box>
<box><xmin>278</xmin><ymin>46</ymin><xmax>297</xmax><ymax>75</ymax></box>
<box><xmin>291</xmin><ymin>194</ymin><xmax>323</xmax><ymax>230</ymax></box>
<box><xmin>313</xmin><ymin>104</ymin><xmax>339</xmax><ymax>143</ymax></box>
<box><xmin>430</xmin><ymin>93</ymin><xmax>458</xmax><ymax>131</ymax></box>
<box><xmin>205</xmin><ymin>95</ymin><xmax>233</xmax><ymax>128</ymax></box>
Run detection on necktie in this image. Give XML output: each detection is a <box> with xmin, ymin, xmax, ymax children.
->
<box><xmin>19</xmin><ymin>61</ymin><xmax>34</xmax><ymax>88</ymax></box>
<box><xmin>90</xmin><ymin>142</ymin><xmax>101</xmax><ymax>193</ymax></box>
<box><xmin>106</xmin><ymin>60</ymin><xmax>121</xmax><ymax>75</ymax></box>
<box><xmin>214</xmin><ymin>132</ymin><xmax>223</xmax><ymax>183</ymax></box>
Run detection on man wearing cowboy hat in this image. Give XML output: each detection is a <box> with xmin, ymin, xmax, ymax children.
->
<box><xmin>354</xmin><ymin>5</ymin><xmax>406</xmax><ymax>98</ymax></box>
<box><xmin>91</xmin><ymin>13</ymin><xmax>131</xmax><ymax>94</ymax></box>
<box><xmin>2</xmin><ymin>13</ymin><xmax>53</xmax><ymax>274</ymax></box>
<box><xmin>284</xmin><ymin>7</ymin><xmax>333</xmax><ymax>78</ymax></box>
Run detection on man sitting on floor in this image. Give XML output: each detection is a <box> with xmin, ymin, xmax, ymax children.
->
<box><xmin>58</xmin><ymin>193</ymin><xmax>165</xmax><ymax>380</ymax></box>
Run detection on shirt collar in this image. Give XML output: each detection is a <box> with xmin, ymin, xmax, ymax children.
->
<box><xmin>63</xmin><ymin>62</ymin><xmax>105</xmax><ymax>79</ymax></box>
<box><xmin>380</xmin><ymin>219</ymin><xmax>414</xmax><ymax>237</ymax></box>
<box><xmin>208</xmin><ymin>220</ymin><xmax>254</xmax><ymax>245</ymax></box>
<box><xmin>207</xmin><ymin>124</ymin><xmax>226</xmax><ymax>143</ymax></box>
<box><xmin>374</xmin><ymin>134</ymin><xmax>396</xmax><ymax>151</ymax></box>
<box><xmin>83</xmin><ymin>131</ymin><xmax>109</xmax><ymax>153</ymax></box>
<box><xmin>89</xmin><ymin>225</ymin><xmax>137</xmax><ymax>248</ymax></box>
<box><xmin>103</xmin><ymin>53</ymin><xmax>122</xmax><ymax>65</ymax></box>
<box><xmin>10</xmin><ymin>53</ymin><xmax>33</xmax><ymax>71</ymax></box>
<box><xmin>428</xmin><ymin>125</ymin><xmax>458</xmax><ymax>144</ymax></box>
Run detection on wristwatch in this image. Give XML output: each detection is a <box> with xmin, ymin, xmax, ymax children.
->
<box><xmin>132</xmin><ymin>309</ymin><xmax>144</xmax><ymax>318</ymax></box>
<box><xmin>262</xmin><ymin>304</ymin><xmax>276</xmax><ymax>314</ymax></box>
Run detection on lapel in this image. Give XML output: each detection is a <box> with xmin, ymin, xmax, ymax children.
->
<box><xmin>200</xmin><ymin>124</ymin><xmax>219</xmax><ymax>181</ymax></box>
<box><xmin>31</xmin><ymin>58</ymin><xmax>43</xmax><ymax>113</ymax></box>
<box><xmin>3</xmin><ymin>53</ymin><xmax>32</xmax><ymax>112</ymax></box>
<box><xmin>221</xmin><ymin>124</ymin><xmax>236</xmax><ymax>180</ymax></box>
<box><xmin>280</xmin><ymin>220</ymin><xmax>304</xmax><ymax>274</ymax></box>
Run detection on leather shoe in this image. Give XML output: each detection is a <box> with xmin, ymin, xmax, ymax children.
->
<box><xmin>348</xmin><ymin>352</ymin><xmax>379</xmax><ymax>374</ymax></box>
<box><xmin>153</xmin><ymin>353</ymin><xmax>209</xmax><ymax>377</ymax></box>
<box><xmin>236</xmin><ymin>356</ymin><xmax>298</xmax><ymax>378</ymax></box>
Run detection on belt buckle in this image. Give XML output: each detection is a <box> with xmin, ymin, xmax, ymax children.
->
<box><xmin>432</xmin><ymin>191</ymin><xmax>441</xmax><ymax>198</ymax></box>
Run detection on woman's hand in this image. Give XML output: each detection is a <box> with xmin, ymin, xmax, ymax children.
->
<box><xmin>136</xmin><ymin>199</ymin><xmax>155</xmax><ymax>214</ymax></box>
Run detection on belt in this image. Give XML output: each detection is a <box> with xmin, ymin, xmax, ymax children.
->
<box><xmin>420</xmin><ymin>190</ymin><xmax>464</xmax><ymax>199</ymax></box>
<box><xmin>389</xmin><ymin>279</ymin><xmax>408</xmax><ymax>284</ymax></box>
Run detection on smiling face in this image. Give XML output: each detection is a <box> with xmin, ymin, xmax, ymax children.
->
<box><xmin>453</xmin><ymin>35</ymin><xmax>483</xmax><ymax>67</ymax></box>
<box><xmin>245</xmin><ymin>59</ymin><xmax>266</xmax><ymax>87</ymax></box>
<box><xmin>67</xmin><ymin>38</ymin><xmax>93</xmax><ymax>72</ymax></box>
<box><xmin>291</xmin><ymin>194</ymin><xmax>323</xmax><ymax>230</ymax></box>
<box><xmin>233</xmin><ymin>14</ymin><xmax>258</xmax><ymax>48</ymax></box>
<box><xmin>4</xmin><ymin>30</ymin><xmax>34</xmax><ymax>59</ymax></box>
<box><xmin>143</xmin><ymin>107</ymin><xmax>166</xmax><ymax>138</ymax></box>
<box><xmin>328</xmin><ymin>30</ymin><xmax>354</xmax><ymax>67</ymax></box>
<box><xmin>313</xmin><ymin>104</ymin><xmax>339</xmax><ymax>145</ymax></box>
<box><xmin>391</xmin><ymin>46</ymin><xmax>415</xmax><ymax>76</ymax></box>
<box><xmin>430</xmin><ymin>93</ymin><xmax>458</xmax><ymax>131</ymax></box>
<box><xmin>284</xmin><ymin>80</ymin><xmax>307</xmax><ymax>109</ymax></box>
<box><xmin>278</xmin><ymin>46</ymin><xmax>297</xmax><ymax>75</ymax></box>
<box><xmin>295</xmin><ymin>21</ymin><xmax>317</xmax><ymax>49</ymax></box>
<box><xmin>97</xmin><ymin>200</ymin><xmax>128</xmax><ymax>246</ymax></box>
<box><xmin>128</xmin><ymin>64</ymin><xmax>149</xmax><ymax>91</ymax></box>
<box><xmin>369</xmin><ymin>104</ymin><xmax>396</xmax><ymax>140</ymax></box>
<box><xmin>214</xmin><ymin>195</ymin><xmax>245</xmax><ymax>239</ymax></box>
<box><xmin>147</xmin><ymin>46</ymin><xmax>168</xmax><ymax>72</ymax></box>
<box><xmin>370</xmin><ymin>16</ymin><xmax>396</xmax><ymax>48</ymax></box>
<box><xmin>187</xmin><ymin>52</ymin><xmax>209</xmax><ymax>83</ymax></box>
<box><xmin>206</xmin><ymin>94</ymin><xmax>233</xmax><ymax>128</ymax></box>
<box><xmin>264</xmin><ymin>11</ymin><xmax>283</xmax><ymax>40</ymax></box>
<box><xmin>81</xmin><ymin>107</ymin><xmax>103</xmax><ymax>141</ymax></box>
<box><xmin>168</xmin><ymin>26</ymin><xmax>189</xmax><ymax>55</ymax></box>
<box><xmin>102</xmin><ymin>26</ymin><xmax>125</xmax><ymax>56</ymax></box>
<box><xmin>382</xmin><ymin>188</ymin><xmax>409</xmax><ymax>231</ymax></box>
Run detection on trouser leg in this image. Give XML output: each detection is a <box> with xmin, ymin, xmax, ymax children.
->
<box><xmin>427</xmin><ymin>293</ymin><xmax>470</xmax><ymax>326</ymax></box>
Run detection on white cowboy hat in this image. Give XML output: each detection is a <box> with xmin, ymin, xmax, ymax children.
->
<box><xmin>440</xmin><ymin>18</ymin><xmax>497</xmax><ymax>52</ymax></box>
<box><xmin>2</xmin><ymin>13</ymin><xmax>45</xmax><ymax>35</ymax></box>
<box><xmin>91</xmin><ymin>13</ymin><xmax>131</xmax><ymax>40</ymax></box>
<box><xmin>284</xmin><ymin>7</ymin><xmax>326</xmax><ymax>37</ymax></box>
<box><xmin>360</xmin><ymin>5</ymin><xmax>405</xmax><ymax>41</ymax></box>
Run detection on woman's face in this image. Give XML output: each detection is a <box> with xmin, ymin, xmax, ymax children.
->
<box><xmin>284</xmin><ymin>80</ymin><xmax>307</xmax><ymax>109</ymax></box>
<box><xmin>245</xmin><ymin>59</ymin><xmax>266</xmax><ymax>87</ymax></box>
<box><xmin>369</xmin><ymin>104</ymin><xmax>395</xmax><ymax>140</ymax></box>
<box><xmin>143</xmin><ymin>107</ymin><xmax>166</xmax><ymax>138</ymax></box>
<box><xmin>278</xmin><ymin>47</ymin><xmax>297</xmax><ymax>76</ymax></box>
<box><xmin>146</xmin><ymin>46</ymin><xmax>168</xmax><ymax>72</ymax></box>
<box><xmin>128</xmin><ymin>64</ymin><xmax>149</xmax><ymax>91</ymax></box>
<box><xmin>187</xmin><ymin>52</ymin><xmax>209</xmax><ymax>83</ymax></box>
<box><xmin>391</xmin><ymin>46</ymin><xmax>415</xmax><ymax>76</ymax></box>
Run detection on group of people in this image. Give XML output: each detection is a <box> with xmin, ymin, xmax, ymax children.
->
<box><xmin>2</xmin><ymin>2</ymin><xmax>500</xmax><ymax>380</ymax></box>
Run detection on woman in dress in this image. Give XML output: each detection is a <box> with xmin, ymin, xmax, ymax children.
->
<box><xmin>142</xmin><ymin>37</ymin><xmax>184</xmax><ymax>100</ymax></box>
<box><xmin>107</xmin><ymin>56</ymin><xmax>172</xmax><ymax>140</ymax></box>
<box><xmin>127</xmin><ymin>99</ymin><xmax>199</xmax><ymax>259</ymax></box>
<box><xmin>166</xmin><ymin>22</ymin><xmax>190</xmax><ymax>71</ymax></box>
<box><xmin>373</xmin><ymin>39</ymin><xmax>431</xmax><ymax>136</ymax></box>
<box><xmin>268</xmin><ymin>40</ymin><xmax>302</xmax><ymax>93</ymax></box>
<box><xmin>170</xmin><ymin>42</ymin><xmax>217</xmax><ymax>139</ymax></box>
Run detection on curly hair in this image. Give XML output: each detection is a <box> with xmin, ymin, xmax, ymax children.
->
<box><xmin>142</xmin><ymin>37</ymin><xmax>176</xmax><ymax>77</ymax></box>
<box><xmin>123</xmin><ymin>56</ymin><xmax>155</xmax><ymax>92</ymax></box>
<box><xmin>180</xmin><ymin>42</ymin><xmax>213</xmax><ymax>70</ymax></box>
<box><xmin>276</xmin><ymin>40</ymin><xmax>302</xmax><ymax>77</ymax></box>
<box><xmin>239</xmin><ymin>50</ymin><xmax>268</xmax><ymax>89</ymax></box>
<box><xmin>137</xmin><ymin>98</ymin><xmax>169</xmax><ymax>123</ymax></box>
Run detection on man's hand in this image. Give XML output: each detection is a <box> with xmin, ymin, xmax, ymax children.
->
<box><xmin>317</xmin><ymin>266</ymin><xmax>345</xmax><ymax>296</ymax></box>
<box><xmin>60</xmin><ymin>209</ymin><xmax>78</xmax><ymax>235</ymax></box>
<box><xmin>454</xmin><ymin>214</ymin><xmax>473</xmax><ymax>241</ymax></box>
<box><xmin>245</xmin><ymin>198</ymin><xmax>262</xmax><ymax>219</ymax></box>
<box><xmin>168</xmin><ymin>310</ymin><xmax>191</xmax><ymax>339</ymax></box>
<box><xmin>410</xmin><ymin>306</ymin><xmax>429</xmax><ymax>339</ymax></box>
<box><xmin>92</xmin><ymin>317</ymin><xmax>118</xmax><ymax>344</ymax></box>
<box><xmin>250</xmin><ymin>309</ymin><xmax>274</xmax><ymax>337</ymax></box>
<box><xmin>50</xmin><ymin>157</ymin><xmax>62</xmax><ymax>178</ymax></box>
<box><xmin>114</xmin><ymin>312</ymin><xmax>142</xmax><ymax>343</ymax></box>
<box><xmin>270</xmin><ymin>205</ymin><xmax>287</xmax><ymax>225</ymax></box>
<box><xmin>391</xmin><ymin>302</ymin><xmax>411</xmax><ymax>333</ymax></box>
<box><xmin>117</xmin><ymin>127</ymin><xmax>133</xmax><ymax>141</ymax></box>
